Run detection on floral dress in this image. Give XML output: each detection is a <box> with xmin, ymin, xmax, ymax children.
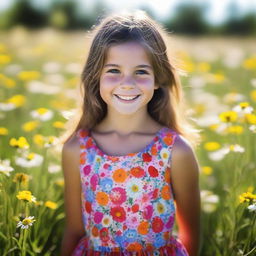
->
<box><xmin>72</xmin><ymin>127</ymin><xmax>189</xmax><ymax>256</ymax></box>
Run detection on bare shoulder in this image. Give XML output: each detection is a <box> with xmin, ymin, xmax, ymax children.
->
<box><xmin>62</xmin><ymin>133</ymin><xmax>80</xmax><ymax>162</ymax></box>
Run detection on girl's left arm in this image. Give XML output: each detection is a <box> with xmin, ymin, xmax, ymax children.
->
<box><xmin>171</xmin><ymin>135</ymin><xmax>201</xmax><ymax>256</ymax></box>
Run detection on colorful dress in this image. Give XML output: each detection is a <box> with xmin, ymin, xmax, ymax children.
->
<box><xmin>72</xmin><ymin>127</ymin><xmax>189</xmax><ymax>256</ymax></box>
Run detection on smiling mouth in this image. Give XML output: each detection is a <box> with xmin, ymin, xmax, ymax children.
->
<box><xmin>114</xmin><ymin>95</ymin><xmax>140</xmax><ymax>101</ymax></box>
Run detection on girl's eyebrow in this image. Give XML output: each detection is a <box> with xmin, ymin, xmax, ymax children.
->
<box><xmin>104</xmin><ymin>64</ymin><xmax>152</xmax><ymax>70</ymax></box>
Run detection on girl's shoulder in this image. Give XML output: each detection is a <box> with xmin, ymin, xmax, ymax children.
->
<box><xmin>62</xmin><ymin>131</ymin><xmax>80</xmax><ymax>159</ymax></box>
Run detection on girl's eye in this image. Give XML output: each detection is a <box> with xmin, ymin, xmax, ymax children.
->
<box><xmin>106</xmin><ymin>69</ymin><xmax>120</xmax><ymax>74</ymax></box>
<box><xmin>136</xmin><ymin>70</ymin><xmax>149</xmax><ymax>75</ymax></box>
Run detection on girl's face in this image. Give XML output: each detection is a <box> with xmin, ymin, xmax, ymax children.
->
<box><xmin>99</xmin><ymin>41</ymin><xmax>158</xmax><ymax>116</ymax></box>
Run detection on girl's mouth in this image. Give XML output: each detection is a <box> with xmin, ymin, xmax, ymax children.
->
<box><xmin>114</xmin><ymin>94</ymin><xmax>140</xmax><ymax>102</ymax></box>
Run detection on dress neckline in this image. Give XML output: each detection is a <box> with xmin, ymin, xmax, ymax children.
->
<box><xmin>86</xmin><ymin>126</ymin><xmax>168</xmax><ymax>159</ymax></box>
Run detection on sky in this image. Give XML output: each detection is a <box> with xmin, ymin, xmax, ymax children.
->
<box><xmin>1</xmin><ymin>0</ymin><xmax>256</xmax><ymax>25</ymax></box>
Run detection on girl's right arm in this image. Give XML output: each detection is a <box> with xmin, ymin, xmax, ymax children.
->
<box><xmin>60</xmin><ymin>135</ymin><xmax>86</xmax><ymax>256</ymax></box>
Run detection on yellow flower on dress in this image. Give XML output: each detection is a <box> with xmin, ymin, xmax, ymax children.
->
<box><xmin>45</xmin><ymin>201</ymin><xmax>58</xmax><ymax>209</ymax></box>
<box><xmin>16</xmin><ymin>190</ymin><xmax>36</xmax><ymax>203</ymax></box>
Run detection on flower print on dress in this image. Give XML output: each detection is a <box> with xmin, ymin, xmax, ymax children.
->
<box><xmin>110</xmin><ymin>187</ymin><xmax>127</xmax><ymax>205</ymax></box>
<box><xmin>126</xmin><ymin>178</ymin><xmax>144</xmax><ymax>199</ymax></box>
<box><xmin>123</xmin><ymin>229</ymin><xmax>139</xmax><ymax>243</ymax></box>
<box><xmin>100</xmin><ymin>178</ymin><xmax>113</xmax><ymax>193</ymax></box>
<box><xmin>160</xmin><ymin>147</ymin><xmax>170</xmax><ymax>164</ymax></box>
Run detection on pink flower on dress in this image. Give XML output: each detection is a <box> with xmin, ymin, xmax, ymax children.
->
<box><xmin>94</xmin><ymin>211</ymin><xmax>104</xmax><ymax>224</ymax></box>
<box><xmin>142</xmin><ymin>205</ymin><xmax>153</xmax><ymax>220</ymax></box>
<box><xmin>166</xmin><ymin>214</ymin><xmax>174</xmax><ymax>229</ymax></box>
<box><xmin>90</xmin><ymin>174</ymin><xmax>99</xmax><ymax>191</ymax></box>
<box><xmin>83</xmin><ymin>165</ymin><xmax>91</xmax><ymax>176</ymax></box>
<box><xmin>110</xmin><ymin>187</ymin><xmax>127</xmax><ymax>205</ymax></box>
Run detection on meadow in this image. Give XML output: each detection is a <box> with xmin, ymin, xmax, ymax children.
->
<box><xmin>0</xmin><ymin>27</ymin><xmax>256</xmax><ymax>255</ymax></box>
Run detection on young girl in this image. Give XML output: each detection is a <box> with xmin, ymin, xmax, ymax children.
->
<box><xmin>61</xmin><ymin>11</ymin><xmax>201</xmax><ymax>256</ymax></box>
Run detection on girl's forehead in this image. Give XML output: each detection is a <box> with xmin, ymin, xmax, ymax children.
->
<box><xmin>104</xmin><ymin>42</ymin><xmax>152</xmax><ymax>65</ymax></box>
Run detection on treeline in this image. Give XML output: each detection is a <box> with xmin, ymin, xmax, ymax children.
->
<box><xmin>0</xmin><ymin>0</ymin><xmax>256</xmax><ymax>35</ymax></box>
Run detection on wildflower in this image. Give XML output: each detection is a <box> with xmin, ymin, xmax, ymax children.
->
<box><xmin>250</xmin><ymin>90</ymin><xmax>256</xmax><ymax>102</ymax></box>
<box><xmin>223</xmin><ymin>92</ymin><xmax>245</xmax><ymax>104</ymax></box>
<box><xmin>219</xmin><ymin>111</ymin><xmax>238</xmax><ymax>123</ymax></box>
<box><xmin>30</xmin><ymin>108</ymin><xmax>53</xmax><ymax>121</ymax></box>
<box><xmin>7</xmin><ymin>95</ymin><xmax>26</xmax><ymax>107</ymax></box>
<box><xmin>243</xmin><ymin>56</ymin><xmax>256</xmax><ymax>70</ymax></box>
<box><xmin>44</xmin><ymin>136</ymin><xmax>58</xmax><ymax>147</ymax></box>
<box><xmin>197</xmin><ymin>62</ymin><xmax>211</xmax><ymax>72</ymax></box>
<box><xmin>22</xmin><ymin>121</ymin><xmax>40</xmax><ymax>132</ymax></box>
<box><xmin>244</xmin><ymin>113</ymin><xmax>256</xmax><ymax>124</ymax></box>
<box><xmin>0</xmin><ymin>159</ymin><xmax>14</xmax><ymax>176</ymax></box>
<box><xmin>48</xmin><ymin>164</ymin><xmax>61</xmax><ymax>173</ymax></box>
<box><xmin>249</xmin><ymin>125</ymin><xmax>256</xmax><ymax>133</ymax></box>
<box><xmin>33</xmin><ymin>134</ymin><xmax>44</xmax><ymax>147</ymax></box>
<box><xmin>248</xmin><ymin>202</ymin><xmax>256</xmax><ymax>212</ymax></box>
<box><xmin>0</xmin><ymin>74</ymin><xmax>16</xmax><ymax>88</ymax></box>
<box><xmin>16</xmin><ymin>190</ymin><xmax>36</xmax><ymax>203</ymax></box>
<box><xmin>204</xmin><ymin>142</ymin><xmax>221</xmax><ymax>151</ymax></box>
<box><xmin>18</xmin><ymin>71</ymin><xmax>40</xmax><ymax>81</ymax></box>
<box><xmin>239</xmin><ymin>192</ymin><xmax>256</xmax><ymax>203</ymax></box>
<box><xmin>232</xmin><ymin>102</ymin><xmax>254</xmax><ymax>115</ymax></box>
<box><xmin>53</xmin><ymin>121</ymin><xmax>65</xmax><ymax>129</ymax></box>
<box><xmin>0</xmin><ymin>127</ymin><xmax>9</xmax><ymax>135</ymax></box>
<box><xmin>202</xmin><ymin>166</ymin><xmax>213</xmax><ymax>175</ymax></box>
<box><xmin>45</xmin><ymin>201</ymin><xmax>57</xmax><ymax>209</ymax></box>
<box><xmin>55</xmin><ymin>178</ymin><xmax>64</xmax><ymax>187</ymax></box>
<box><xmin>226</xmin><ymin>125</ymin><xmax>244</xmax><ymax>135</ymax></box>
<box><xmin>208</xmin><ymin>147</ymin><xmax>229</xmax><ymax>161</ymax></box>
<box><xmin>9</xmin><ymin>137</ymin><xmax>29</xmax><ymax>149</ymax></box>
<box><xmin>0</xmin><ymin>54</ymin><xmax>11</xmax><ymax>65</ymax></box>
<box><xmin>13</xmin><ymin>173</ymin><xmax>30</xmax><ymax>185</ymax></box>
<box><xmin>229</xmin><ymin>144</ymin><xmax>245</xmax><ymax>153</ymax></box>
<box><xmin>201</xmin><ymin>190</ymin><xmax>219</xmax><ymax>213</ymax></box>
<box><xmin>17</xmin><ymin>216</ymin><xmax>36</xmax><ymax>229</ymax></box>
<box><xmin>0</xmin><ymin>102</ymin><xmax>16</xmax><ymax>111</ymax></box>
<box><xmin>15</xmin><ymin>152</ymin><xmax>43</xmax><ymax>168</ymax></box>
<box><xmin>27</xmin><ymin>81</ymin><xmax>60</xmax><ymax>95</ymax></box>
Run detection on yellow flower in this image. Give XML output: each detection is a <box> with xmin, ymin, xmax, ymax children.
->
<box><xmin>244</xmin><ymin>113</ymin><xmax>256</xmax><ymax>124</ymax></box>
<box><xmin>45</xmin><ymin>201</ymin><xmax>57</xmax><ymax>209</ymax></box>
<box><xmin>0</xmin><ymin>44</ymin><xmax>7</xmax><ymax>52</ymax></box>
<box><xmin>226</xmin><ymin>125</ymin><xmax>244</xmax><ymax>134</ymax></box>
<box><xmin>22</xmin><ymin>121</ymin><xmax>40</xmax><ymax>132</ymax></box>
<box><xmin>10</xmin><ymin>137</ymin><xmax>30</xmax><ymax>149</ymax></box>
<box><xmin>243</xmin><ymin>56</ymin><xmax>256</xmax><ymax>69</ymax></box>
<box><xmin>0</xmin><ymin>54</ymin><xmax>11</xmax><ymax>65</ymax></box>
<box><xmin>33</xmin><ymin>134</ymin><xmax>44</xmax><ymax>147</ymax></box>
<box><xmin>219</xmin><ymin>111</ymin><xmax>238</xmax><ymax>122</ymax></box>
<box><xmin>0</xmin><ymin>74</ymin><xmax>16</xmax><ymax>88</ymax></box>
<box><xmin>239</xmin><ymin>191</ymin><xmax>256</xmax><ymax>203</ymax></box>
<box><xmin>13</xmin><ymin>173</ymin><xmax>29</xmax><ymax>185</ymax></box>
<box><xmin>197</xmin><ymin>62</ymin><xmax>211</xmax><ymax>72</ymax></box>
<box><xmin>26</xmin><ymin>153</ymin><xmax>35</xmax><ymax>160</ymax></box>
<box><xmin>204</xmin><ymin>142</ymin><xmax>221</xmax><ymax>151</ymax></box>
<box><xmin>202</xmin><ymin>166</ymin><xmax>213</xmax><ymax>175</ymax></box>
<box><xmin>7</xmin><ymin>95</ymin><xmax>26</xmax><ymax>107</ymax></box>
<box><xmin>210</xmin><ymin>73</ymin><xmax>225</xmax><ymax>83</ymax></box>
<box><xmin>16</xmin><ymin>190</ymin><xmax>36</xmax><ymax>203</ymax></box>
<box><xmin>55</xmin><ymin>178</ymin><xmax>64</xmax><ymax>187</ymax></box>
<box><xmin>18</xmin><ymin>71</ymin><xmax>40</xmax><ymax>81</ymax></box>
<box><xmin>17</xmin><ymin>216</ymin><xmax>36</xmax><ymax>229</ymax></box>
<box><xmin>250</xmin><ymin>90</ymin><xmax>256</xmax><ymax>102</ymax></box>
<box><xmin>53</xmin><ymin>121</ymin><xmax>65</xmax><ymax>129</ymax></box>
<box><xmin>0</xmin><ymin>127</ymin><xmax>9</xmax><ymax>135</ymax></box>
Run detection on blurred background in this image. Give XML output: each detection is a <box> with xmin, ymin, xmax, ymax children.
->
<box><xmin>1</xmin><ymin>1</ymin><xmax>256</xmax><ymax>256</ymax></box>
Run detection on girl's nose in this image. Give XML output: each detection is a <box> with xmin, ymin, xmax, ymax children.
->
<box><xmin>120</xmin><ymin>76</ymin><xmax>135</xmax><ymax>89</ymax></box>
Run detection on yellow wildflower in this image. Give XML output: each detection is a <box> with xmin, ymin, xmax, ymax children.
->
<box><xmin>13</xmin><ymin>173</ymin><xmax>30</xmax><ymax>185</ymax></box>
<box><xmin>55</xmin><ymin>178</ymin><xmax>64</xmax><ymax>187</ymax></box>
<box><xmin>202</xmin><ymin>166</ymin><xmax>213</xmax><ymax>175</ymax></box>
<box><xmin>18</xmin><ymin>71</ymin><xmax>40</xmax><ymax>81</ymax></box>
<box><xmin>197</xmin><ymin>62</ymin><xmax>211</xmax><ymax>72</ymax></box>
<box><xmin>7</xmin><ymin>95</ymin><xmax>26</xmax><ymax>107</ymax></box>
<box><xmin>16</xmin><ymin>190</ymin><xmax>36</xmax><ymax>203</ymax></box>
<box><xmin>0</xmin><ymin>127</ymin><xmax>8</xmax><ymax>135</ymax></box>
<box><xmin>226</xmin><ymin>125</ymin><xmax>244</xmax><ymax>135</ymax></box>
<box><xmin>204</xmin><ymin>142</ymin><xmax>221</xmax><ymax>151</ymax></box>
<box><xmin>0</xmin><ymin>54</ymin><xmax>11</xmax><ymax>65</ymax></box>
<box><xmin>219</xmin><ymin>111</ymin><xmax>238</xmax><ymax>123</ymax></box>
<box><xmin>243</xmin><ymin>56</ymin><xmax>256</xmax><ymax>70</ymax></box>
<box><xmin>0</xmin><ymin>74</ymin><xmax>16</xmax><ymax>88</ymax></box>
<box><xmin>17</xmin><ymin>216</ymin><xmax>36</xmax><ymax>229</ymax></box>
<box><xmin>250</xmin><ymin>90</ymin><xmax>256</xmax><ymax>102</ymax></box>
<box><xmin>33</xmin><ymin>134</ymin><xmax>44</xmax><ymax>147</ymax></box>
<box><xmin>22</xmin><ymin>121</ymin><xmax>40</xmax><ymax>132</ymax></box>
<box><xmin>9</xmin><ymin>137</ymin><xmax>29</xmax><ymax>149</ymax></box>
<box><xmin>244</xmin><ymin>113</ymin><xmax>256</xmax><ymax>124</ymax></box>
<box><xmin>53</xmin><ymin>121</ymin><xmax>65</xmax><ymax>129</ymax></box>
<box><xmin>239</xmin><ymin>191</ymin><xmax>256</xmax><ymax>203</ymax></box>
<box><xmin>45</xmin><ymin>201</ymin><xmax>58</xmax><ymax>209</ymax></box>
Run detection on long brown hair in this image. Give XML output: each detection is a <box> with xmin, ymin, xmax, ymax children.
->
<box><xmin>62</xmin><ymin>11</ymin><xmax>201</xmax><ymax>148</ymax></box>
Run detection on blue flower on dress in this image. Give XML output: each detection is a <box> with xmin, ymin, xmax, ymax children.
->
<box><xmin>123</xmin><ymin>229</ymin><xmax>138</xmax><ymax>243</ymax></box>
<box><xmin>100</xmin><ymin>178</ymin><xmax>113</xmax><ymax>193</ymax></box>
<box><xmin>153</xmin><ymin>233</ymin><xmax>166</xmax><ymax>248</ymax></box>
<box><xmin>85</xmin><ymin>189</ymin><xmax>94</xmax><ymax>202</ymax></box>
<box><xmin>115</xmin><ymin>235</ymin><xmax>126</xmax><ymax>248</ymax></box>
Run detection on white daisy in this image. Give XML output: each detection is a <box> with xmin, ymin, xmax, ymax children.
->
<box><xmin>30</xmin><ymin>108</ymin><xmax>53</xmax><ymax>121</ymax></box>
<box><xmin>160</xmin><ymin>148</ymin><xmax>170</xmax><ymax>163</ymax></box>
<box><xmin>0</xmin><ymin>159</ymin><xmax>14</xmax><ymax>176</ymax></box>
<box><xmin>27</xmin><ymin>81</ymin><xmax>60</xmax><ymax>95</ymax></box>
<box><xmin>154</xmin><ymin>199</ymin><xmax>167</xmax><ymax>215</ymax></box>
<box><xmin>101</xmin><ymin>215</ymin><xmax>113</xmax><ymax>227</ymax></box>
<box><xmin>0</xmin><ymin>102</ymin><xmax>16</xmax><ymax>111</ymax></box>
<box><xmin>15</xmin><ymin>152</ymin><xmax>43</xmax><ymax>168</ymax></box>
<box><xmin>126</xmin><ymin>178</ymin><xmax>143</xmax><ymax>199</ymax></box>
<box><xmin>48</xmin><ymin>164</ymin><xmax>61</xmax><ymax>173</ymax></box>
<box><xmin>17</xmin><ymin>216</ymin><xmax>36</xmax><ymax>229</ymax></box>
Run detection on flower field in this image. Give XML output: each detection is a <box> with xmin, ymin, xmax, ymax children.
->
<box><xmin>0</xmin><ymin>28</ymin><xmax>256</xmax><ymax>255</ymax></box>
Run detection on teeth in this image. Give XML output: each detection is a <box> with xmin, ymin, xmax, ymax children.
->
<box><xmin>116</xmin><ymin>95</ymin><xmax>139</xmax><ymax>100</ymax></box>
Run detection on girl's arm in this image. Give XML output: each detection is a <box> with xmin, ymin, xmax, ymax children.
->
<box><xmin>171</xmin><ymin>135</ymin><xmax>201</xmax><ymax>256</ymax></box>
<box><xmin>60</xmin><ymin>135</ymin><xmax>86</xmax><ymax>256</ymax></box>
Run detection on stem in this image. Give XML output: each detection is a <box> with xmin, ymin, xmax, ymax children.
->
<box><xmin>21</xmin><ymin>203</ymin><xmax>29</xmax><ymax>256</ymax></box>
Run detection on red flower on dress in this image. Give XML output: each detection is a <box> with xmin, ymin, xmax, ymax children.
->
<box><xmin>85</xmin><ymin>201</ymin><xmax>92</xmax><ymax>213</ymax></box>
<box><xmin>110</xmin><ymin>206</ymin><xmax>126</xmax><ymax>222</ymax></box>
<box><xmin>142</xmin><ymin>205</ymin><xmax>153</xmax><ymax>220</ymax></box>
<box><xmin>110</xmin><ymin>187</ymin><xmax>127</xmax><ymax>205</ymax></box>
<box><xmin>142</xmin><ymin>153</ymin><xmax>152</xmax><ymax>162</ymax></box>
<box><xmin>131</xmin><ymin>204</ymin><xmax>139</xmax><ymax>213</ymax></box>
<box><xmin>152</xmin><ymin>216</ymin><xmax>164</xmax><ymax>233</ymax></box>
<box><xmin>148</xmin><ymin>166</ymin><xmax>159</xmax><ymax>177</ymax></box>
<box><xmin>130</xmin><ymin>166</ymin><xmax>145</xmax><ymax>178</ymax></box>
<box><xmin>99</xmin><ymin>227</ymin><xmax>110</xmax><ymax>242</ymax></box>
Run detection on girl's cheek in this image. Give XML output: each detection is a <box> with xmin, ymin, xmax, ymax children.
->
<box><xmin>101</xmin><ymin>75</ymin><xmax>121</xmax><ymax>84</ymax></box>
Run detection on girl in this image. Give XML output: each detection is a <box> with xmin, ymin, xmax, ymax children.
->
<box><xmin>61</xmin><ymin>11</ymin><xmax>201</xmax><ymax>256</ymax></box>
